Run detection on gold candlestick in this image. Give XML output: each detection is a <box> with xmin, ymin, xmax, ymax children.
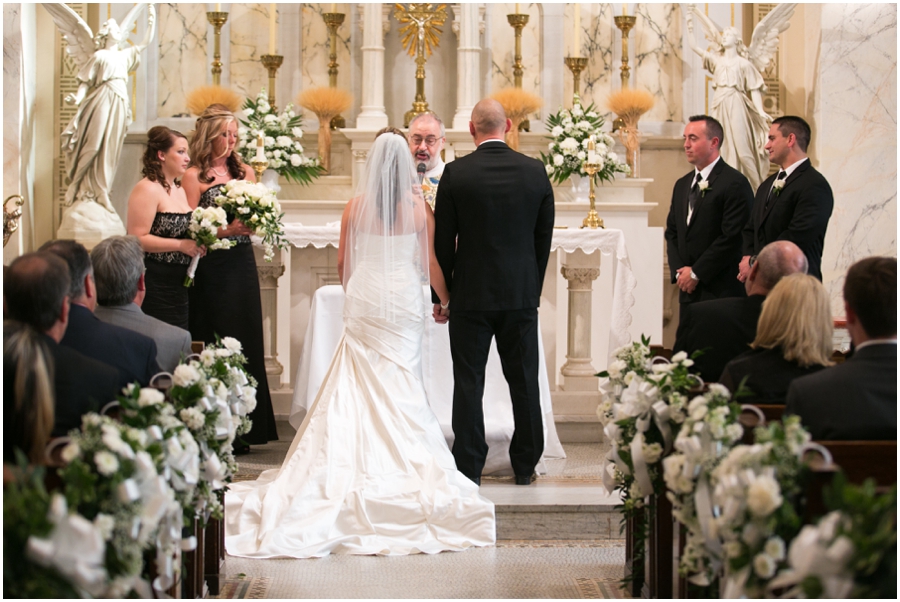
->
<box><xmin>250</xmin><ymin>134</ymin><xmax>269</xmax><ymax>181</ymax></box>
<box><xmin>564</xmin><ymin>56</ymin><xmax>588</xmax><ymax>105</ymax></box>
<box><xmin>207</xmin><ymin>11</ymin><xmax>229</xmax><ymax>86</ymax></box>
<box><xmin>323</xmin><ymin>12</ymin><xmax>346</xmax><ymax>129</ymax></box>
<box><xmin>614</xmin><ymin>15</ymin><xmax>637</xmax><ymax>89</ymax></box>
<box><xmin>3</xmin><ymin>194</ymin><xmax>25</xmax><ymax>247</ymax></box>
<box><xmin>395</xmin><ymin>4</ymin><xmax>448</xmax><ymax>128</ymax></box>
<box><xmin>581</xmin><ymin>139</ymin><xmax>604</xmax><ymax>229</ymax></box>
<box><xmin>507</xmin><ymin>12</ymin><xmax>530</xmax><ymax>132</ymax></box>
<box><xmin>260</xmin><ymin>54</ymin><xmax>284</xmax><ymax>109</ymax></box>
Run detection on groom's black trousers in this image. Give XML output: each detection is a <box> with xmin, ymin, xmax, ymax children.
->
<box><xmin>448</xmin><ymin>308</ymin><xmax>545</xmax><ymax>480</ymax></box>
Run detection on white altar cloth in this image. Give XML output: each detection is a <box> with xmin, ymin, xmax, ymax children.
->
<box><xmin>550</xmin><ymin>228</ymin><xmax>637</xmax><ymax>354</ymax></box>
<box><xmin>290</xmin><ymin>284</ymin><xmax>566</xmax><ymax>476</ymax></box>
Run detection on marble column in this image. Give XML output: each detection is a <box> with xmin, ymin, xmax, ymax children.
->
<box><xmin>257</xmin><ymin>261</ymin><xmax>286</xmax><ymax>389</ymax></box>
<box><xmin>355</xmin><ymin>3</ymin><xmax>390</xmax><ymax>130</ymax></box>
<box><xmin>559</xmin><ymin>250</ymin><xmax>600</xmax><ymax>391</ymax></box>
<box><xmin>451</xmin><ymin>4</ymin><xmax>483</xmax><ymax>130</ymax></box>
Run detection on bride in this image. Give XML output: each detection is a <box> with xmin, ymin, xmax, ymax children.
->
<box><xmin>225</xmin><ymin>133</ymin><xmax>496</xmax><ymax>558</ymax></box>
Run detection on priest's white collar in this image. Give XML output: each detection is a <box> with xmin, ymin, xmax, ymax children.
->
<box><xmin>425</xmin><ymin>159</ymin><xmax>444</xmax><ymax>179</ymax></box>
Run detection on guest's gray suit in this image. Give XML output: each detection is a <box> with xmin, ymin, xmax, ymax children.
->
<box><xmin>95</xmin><ymin>303</ymin><xmax>193</xmax><ymax>373</ymax></box>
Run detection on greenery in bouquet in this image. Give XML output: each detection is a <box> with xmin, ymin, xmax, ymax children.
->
<box><xmin>4</xmin><ymin>459</ymin><xmax>84</xmax><ymax>598</ymax></box>
<box><xmin>710</xmin><ymin>416</ymin><xmax>812</xmax><ymax>598</ymax></box>
<box><xmin>541</xmin><ymin>96</ymin><xmax>630</xmax><ymax>185</ymax></box>
<box><xmin>215</xmin><ymin>179</ymin><xmax>287</xmax><ymax>261</ymax></box>
<box><xmin>238</xmin><ymin>88</ymin><xmax>323</xmax><ymax>185</ymax></box>
<box><xmin>769</xmin><ymin>473</ymin><xmax>897</xmax><ymax>599</ymax></box>
<box><xmin>184</xmin><ymin>205</ymin><xmax>234</xmax><ymax>286</ymax></box>
<box><xmin>662</xmin><ymin>383</ymin><xmax>744</xmax><ymax>586</ymax></box>
<box><xmin>56</xmin><ymin>413</ymin><xmax>176</xmax><ymax>597</ymax></box>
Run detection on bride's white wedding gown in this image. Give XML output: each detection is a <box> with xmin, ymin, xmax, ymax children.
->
<box><xmin>225</xmin><ymin>234</ymin><xmax>496</xmax><ymax>558</ymax></box>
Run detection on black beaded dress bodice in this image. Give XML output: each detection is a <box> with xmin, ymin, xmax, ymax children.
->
<box><xmin>199</xmin><ymin>183</ymin><xmax>251</xmax><ymax>244</ymax></box>
<box><xmin>146</xmin><ymin>212</ymin><xmax>191</xmax><ymax>265</ymax></box>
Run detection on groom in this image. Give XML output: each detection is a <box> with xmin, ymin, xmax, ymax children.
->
<box><xmin>433</xmin><ymin>98</ymin><xmax>555</xmax><ymax>486</ymax></box>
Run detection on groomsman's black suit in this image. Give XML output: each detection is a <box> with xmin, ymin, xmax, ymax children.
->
<box><xmin>665</xmin><ymin>158</ymin><xmax>753</xmax><ymax>344</ymax></box>
<box><xmin>61</xmin><ymin>303</ymin><xmax>161</xmax><ymax>390</ymax></box>
<box><xmin>433</xmin><ymin>140</ymin><xmax>555</xmax><ymax>482</ymax></box>
<box><xmin>786</xmin><ymin>343</ymin><xmax>897</xmax><ymax>440</ymax></box>
<box><xmin>743</xmin><ymin>160</ymin><xmax>833</xmax><ymax>280</ymax></box>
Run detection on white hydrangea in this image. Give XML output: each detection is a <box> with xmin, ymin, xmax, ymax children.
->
<box><xmin>180</xmin><ymin>407</ymin><xmax>205</xmax><ymax>430</ymax></box>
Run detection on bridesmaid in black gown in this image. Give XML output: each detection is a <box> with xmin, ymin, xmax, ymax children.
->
<box><xmin>181</xmin><ymin>104</ymin><xmax>279</xmax><ymax>449</ymax></box>
<box><xmin>127</xmin><ymin>126</ymin><xmax>206</xmax><ymax>331</ymax></box>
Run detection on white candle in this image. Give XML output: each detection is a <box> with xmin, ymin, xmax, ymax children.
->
<box><xmin>588</xmin><ymin>150</ymin><xmax>598</xmax><ymax>164</ymax></box>
<box><xmin>268</xmin><ymin>4</ymin><xmax>276</xmax><ymax>54</ymax></box>
<box><xmin>255</xmin><ymin>134</ymin><xmax>267</xmax><ymax>162</ymax></box>
<box><xmin>215</xmin><ymin>3</ymin><xmax>221</xmax><ymax>12</ymax></box>
<box><xmin>330</xmin><ymin>3</ymin><xmax>336</xmax><ymax>12</ymax></box>
<box><xmin>623</xmin><ymin>3</ymin><xmax>627</xmax><ymax>16</ymax></box>
<box><xmin>515</xmin><ymin>3</ymin><xmax>520</xmax><ymax>14</ymax></box>
<box><xmin>573</xmin><ymin>4</ymin><xmax>580</xmax><ymax>55</ymax></box>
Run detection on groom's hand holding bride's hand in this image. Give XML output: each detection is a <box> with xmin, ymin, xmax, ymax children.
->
<box><xmin>433</xmin><ymin>303</ymin><xmax>449</xmax><ymax>324</ymax></box>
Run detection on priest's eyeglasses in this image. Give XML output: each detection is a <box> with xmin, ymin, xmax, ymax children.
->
<box><xmin>411</xmin><ymin>135</ymin><xmax>441</xmax><ymax>148</ymax></box>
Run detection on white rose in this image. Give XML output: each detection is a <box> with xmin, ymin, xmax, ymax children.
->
<box><xmin>689</xmin><ymin>404</ymin><xmax>708</xmax><ymax>421</ymax></box>
<box><xmin>571</xmin><ymin>104</ymin><xmax>584</xmax><ymax>117</ymax></box>
<box><xmin>607</xmin><ymin>359</ymin><xmax>627</xmax><ymax>379</ymax></box>
<box><xmin>138</xmin><ymin>387</ymin><xmax>165</xmax><ymax>407</ymax></box>
<box><xmin>608</xmin><ymin>152</ymin><xmax>618</xmax><ymax>162</ymax></box>
<box><xmin>275</xmin><ymin>135</ymin><xmax>291</xmax><ymax>148</ymax></box>
<box><xmin>545</xmin><ymin>164</ymin><xmax>555</xmax><ymax>175</ymax></box>
<box><xmin>551</xmin><ymin>125</ymin><xmax>564</xmax><ymax>137</ymax></box>
<box><xmin>173</xmin><ymin>364</ymin><xmax>202</xmax><ymax>388</ymax></box>
<box><xmin>221</xmin><ymin>337</ymin><xmax>242</xmax><ymax>353</ymax></box>
<box><xmin>764</xmin><ymin>536</ymin><xmax>785</xmax><ymax>561</ymax></box>
<box><xmin>671</xmin><ymin>351</ymin><xmax>688</xmax><ymax>363</ymax></box>
<box><xmin>265</xmin><ymin>136</ymin><xmax>276</xmax><ymax>147</ymax></box>
<box><xmin>553</xmin><ymin>154</ymin><xmax>564</xmax><ymax>166</ymax></box>
<box><xmin>60</xmin><ymin>441</ymin><xmax>81</xmax><ymax>463</ymax></box>
<box><xmin>258</xmin><ymin>101</ymin><xmax>271</xmax><ymax>113</ymax></box>
<box><xmin>643</xmin><ymin>442</ymin><xmax>663</xmax><ymax>464</ymax></box>
<box><xmin>291</xmin><ymin>127</ymin><xmax>303</xmax><ymax>138</ymax></box>
<box><xmin>216</xmin><ymin>348</ymin><xmax>233</xmax><ymax>357</ymax></box>
<box><xmin>723</xmin><ymin>541</ymin><xmax>743</xmax><ymax>559</ymax></box>
<box><xmin>576</xmin><ymin>150</ymin><xmax>586</xmax><ymax>160</ymax></box>
<box><xmin>746</xmin><ymin>474</ymin><xmax>783</xmax><ymax>517</ymax></box>
<box><xmin>94</xmin><ymin>450</ymin><xmax>119</xmax><ymax>476</ymax></box>
<box><xmin>577</xmin><ymin>120</ymin><xmax>592</xmax><ymax>130</ymax></box>
<box><xmin>708</xmin><ymin>383</ymin><xmax>730</xmax><ymax>397</ymax></box>
<box><xmin>753</xmin><ymin>553</ymin><xmax>777</xmax><ymax>579</ymax></box>
<box><xmin>290</xmin><ymin>154</ymin><xmax>302</xmax><ymax>166</ymax></box>
<box><xmin>200</xmin><ymin>349</ymin><xmax>217</xmax><ymax>367</ymax></box>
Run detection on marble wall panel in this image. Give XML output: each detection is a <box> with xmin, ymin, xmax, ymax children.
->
<box><xmin>575</xmin><ymin>3</ymin><xmax>615</xmax><ymax>116</ymax></box>
<box><xmin>229</xmin><ymin>4</ymin><xmax>271</xmax><ymax>101</ymax></box>
<box><xmin>298</xmin><ymin>4</ymin><xmax>353</xmax><ymax>122</ymax></box>
<box><xmin>489</xmin><ymin>3</ymin><xmax>541</xmax><ymax>99</ymax></box>
<box><xmin>633</xmin><ymin>3</ymin><xmax>682</xmax><ymax>123</ymax></box>
<box><xmin>156</xmin><ymin>3</ymin><xmax>207</xmax><ymax>117</ymax></box>
<box><xmin>813</xmin><ymin>4</ymin><xmax>897</xmax><ymax>313</ymax></box>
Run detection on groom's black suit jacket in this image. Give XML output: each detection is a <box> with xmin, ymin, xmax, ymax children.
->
<box><xmin>742</xmin><ymin>160</ymin><xmax>833</xmax><ymax>280</ymax></box>
<box><xmin>433</xmin><ymin>141</ymin><xmax>555</xmax><ymax>309</ymax></box>
<box><xmin>665</xmin><ymin>158</ymin><xmax>753</xmax><ymax>304</ymax></box>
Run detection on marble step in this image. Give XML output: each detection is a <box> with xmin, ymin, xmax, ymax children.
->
<box><xmin>495</xmin><ymin>502</ymin><xmax>623</xmax><ymax>540</ymax></box>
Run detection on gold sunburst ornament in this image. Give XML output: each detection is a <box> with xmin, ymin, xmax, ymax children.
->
<box><xmin>394</xmin><ymin>3</ymin><xmax>447</xmax><ymax>127</ymax></box>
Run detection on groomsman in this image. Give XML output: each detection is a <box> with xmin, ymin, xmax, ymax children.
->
<box><xmin>665</xmin><ymin>115</ymin><xmax>754</xmax><ymax>345</ymax></box>
<box><xmin>407</xmin><ymin>112</ymin><xmax>446</xmax><ymax>209</ymax></box>
<box><xmin>739</xmin><ymin>116</ymin><xmax>834</xmax><ymax>281</ymax></box>
<box><xmin>433</xmin><ymin>99</ymin><xmax>555</xmax><ymax>486</ymax></box>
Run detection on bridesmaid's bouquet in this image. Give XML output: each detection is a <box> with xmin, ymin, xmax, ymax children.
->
<box><xmin>184</xmin><ymin>206</ymin><xmax>234</xmax><ymax>287</ymax></box>
<box><xmin>214</xmin><ymin>180</ymin><xmax>288</xmax><ymax>262</ymax></box>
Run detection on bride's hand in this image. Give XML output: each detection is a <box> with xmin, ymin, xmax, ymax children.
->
<box><xmin>432</xmin><ymin>303</ymin><xmax>449</xmax><ymax>324</ymax></box>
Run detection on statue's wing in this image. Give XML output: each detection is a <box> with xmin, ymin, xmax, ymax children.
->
<box><xmin>689</xmin><ymin>4</ymin><xmax>723</xmax><ymax>49</ymax></box>
<box><xmin>748</xmin><ymin>3</ymin><xmax>796</xmax><ymax>72</ymax></box>
<box><xmin>117</xmin><ymin>2</ymin><xmax>149</xmax><ymax>48</ymax></box>
<box><xmin>41</xmin><ymin>3</ymin><xmax>95</xmax><ymax>67</ymax></box>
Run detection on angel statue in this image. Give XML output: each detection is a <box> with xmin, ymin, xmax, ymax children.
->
<box><xmin>44</xmin><ymin>3</ymin><xmax>156</xmax><ymax>215</ymax></box>
<box><xmin>686</xmin><ymin>4</ymin><xmax>796</xmax><ymax>191</ymax></box>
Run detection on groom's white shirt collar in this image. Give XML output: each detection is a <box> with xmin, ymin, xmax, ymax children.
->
<box><xmin>478</xmin><ymin>138</ymin><xmax>506</xmax><ymax>146</ymax></box>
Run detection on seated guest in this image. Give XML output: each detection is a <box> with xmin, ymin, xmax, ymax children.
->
<box><xmin>4</xmin><ymin>252</ymin><xmax>119</xmax><ymax>436</ymax></box>
<box><xmin>39</xmin><ymin>239</ymin><xmax>161</xmax><ymax>388</ymax></box>
<box><xmin>675</xmin><ymin>240</ymin><xmax>808</xmax><ymax>382</ymax></box>
<box><xmin>4</xmin><ymin>320</ymin><xmax>55</xmax><ymax>465</ymax></box>
<box><xmin>787</xmin><ymin>257</ymin><xmax>897</xmax><ymax>440</ymax></box>
<box><xmin>91</xmin><ymin>235</ymin><xmax>192</xmax><ymax>373</ymax></box>
<box><xmin>720</xmin><ymin>274</ymin><xmax>832</xmax><ymax>404</ymax></box>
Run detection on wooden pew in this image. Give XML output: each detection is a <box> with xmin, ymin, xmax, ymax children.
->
<box><xmin>623</xmin><ymin>505</ymin><xmax>645</xmax><ymax>597</ymax></box>
<box><xmin>204</xmin><ymin>516</ymin><xmax>224</xmax><ymax>595</ymax></box>
<box><xmin>182</xmin><ymin>517</ymin><xmax>206</xmax><ymax>598</ymax></box>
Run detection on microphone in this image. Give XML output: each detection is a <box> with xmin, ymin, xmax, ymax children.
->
<box><xmin>417</xmin><ymin>162</ymin><xmax>426</xmax><ymax>180</ymax></box>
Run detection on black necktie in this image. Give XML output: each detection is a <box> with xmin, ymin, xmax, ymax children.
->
<box><xmin>765</xmin><ymin>171</ymin><xmax>787</xmax><ymax>212</ymax></box>
<box><xmin>688</xmin><ymin>173</ymin><xmax>702</xmax><ymax>219</ymax></box>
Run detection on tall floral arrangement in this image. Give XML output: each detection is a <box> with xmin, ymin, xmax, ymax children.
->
<box><xmin>541</xmin><ymin>96</ymin><xmax>629</xmax><ymax>185</ymax></box>
<box><xmin>238</xmin><ymin>88</ymin><xmax>323</xmax><ymax>185</ymax></box>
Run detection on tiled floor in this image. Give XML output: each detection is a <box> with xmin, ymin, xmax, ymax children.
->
<box><xmin>218</xmin><ymin>422</ymin><xmax>626</xmax><ymax>599</ymax></box>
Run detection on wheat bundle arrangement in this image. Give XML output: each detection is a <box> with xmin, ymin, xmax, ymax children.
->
<box><xmin>186</xmin><ymin>85</ymin><xmax>242</xmax><ymax>115</ymax></box>
<box><xmin>606</xmin><ymin>89</ymin><xmax>654</xmax><ymax>177</ymax></box>
<box><xmin>490</xmin><ymin>88</ymin><xmax>543</xmax><ymax>151</ymax></box>
<box><xmin>297</xmin><ymin>87</ymin><xmax>353</xmax><ymax>173</ymax></box>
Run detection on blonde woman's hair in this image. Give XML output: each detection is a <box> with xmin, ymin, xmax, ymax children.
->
<box><xmin>752</xmin><ymin>273</ymin><xmax>834</xmax><ymax>367</ymax></box>
<box><xmin>189</xmin><ymin>103</ymin><xmax>246</xmax><ymax>184</ymax></box>
<box><xmin>4</xmin><ymin>320</ymin><xmax>55</xmax><ymax>464</ymax></box>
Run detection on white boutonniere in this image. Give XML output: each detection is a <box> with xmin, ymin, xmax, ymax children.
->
<box><xmin>772</xmin><ymin>179</ymin><xmax>785</xmax><ymax>196</ymax></box>
<box><xmin>698</xmin><ymin>180</ymin><xmax>710</xmax><ymax>197</ymax></box>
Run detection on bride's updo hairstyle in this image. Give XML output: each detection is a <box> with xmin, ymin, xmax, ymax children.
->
<box><xmin>190</xmin><ymin>103</ymin><xmax>245</xmax><ymax>184</ymax></box>
<box><xmin>142</xmin><ymin>126</ymin><xmax>187</xmax><ymax>194</ymax></box>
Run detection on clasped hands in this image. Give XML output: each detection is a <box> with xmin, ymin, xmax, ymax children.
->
<box><xmin>675</xmin><ymin>266</ymin><xmax>698</xmax><ymax>294</ymax></box>
<box><xmin>432</xmin><ymin>303</ymin><xmax>450</xmax><ymax>324</ymax></box>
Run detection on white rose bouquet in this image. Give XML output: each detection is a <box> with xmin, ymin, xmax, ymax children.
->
<box><xmin>195</xmin><ymin>336</ymin><xmax>257</xmax><ymax>439</ymax></box>
<box><xmin>710</xmin><ymin>417</ymin><xmax>812</xmax><ymax>598</ymax></box>
<box><xmin>215</xmin><ymin>179</ymin><xmax>287</xmax><ymax>262</ymax></box>
<box><xmin>183</xmin><ymin>206</ymin><xmax>234</xmax><ymax>287</ymax></box>
<box><xmin>238</xmin><ymin>88</ymin><xmax>323</xmax><ymax>185</ymax></box>
<box><xmin>541</xmin><ymin>96</ymin><xmax>630</xmax><ymax>185</ymax></box>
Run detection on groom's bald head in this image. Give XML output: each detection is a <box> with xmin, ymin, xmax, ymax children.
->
<box><xmin>470</xmin><ymin>99</ymin><xmax>510</xmax><ymax>141</ymax></box>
